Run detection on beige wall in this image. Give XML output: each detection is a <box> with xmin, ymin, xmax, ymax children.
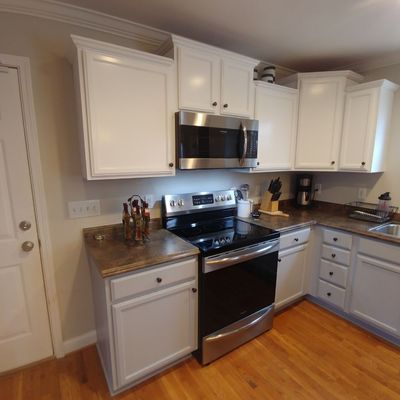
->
<box><xmin>314</xmin><ymin>64</ymin><xmax>400</xmax><ymax>208</ymax></box>
<box><xmin>0</xmin><ymin>13</ymin><xmax>295</xmax><ymax>342</ymax></box>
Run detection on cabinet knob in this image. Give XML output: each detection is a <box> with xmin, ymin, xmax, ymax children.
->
<box><xmin>192</xmin><ymin>288</ymin><xmax>197</xmax><ymax>293</ymax></box>
<box><xmin>361</xmin><ymin>162</ymin><xmax>366</xmax><ymax>166</ymax></box>
<box><xmin>168</xmin><ymin>162</ymin><xmax>174</xmax><ymax>168</ymax></box>
<box><xmin>223</xmin><ymin>103</ymin><xmax>228</xmax><ymax>108</ymax></box>
<box><xmin>294</xmin><ymin>238</ymin><xmax>299</xmax><ymax>242</ymax></box>
<box><xmin>212</xmin><ymin>101</ymin><xmax>218</xmax><ymax>107</ymax></box>
<box><xmin>331</xmin><ymin>161</ymin><xmax>335</xmax><ymax>165</ymax></box>
<box><xmin>327</xmin><ymin>292</ymin><xmax>332</xmax><ymax>297</ymax></box>
<box><xmin>19</xmin><ymin>220</ymin><xmax>32</xmax><ymax>231</ymax></box>
<box><xmin>329</xmin><ymin>271</ymin><xmax>334</xmax><ymax>276</ymax></box>
<box><xmin>257</xmin><ymin>162</ymin><xmax>260</xmax><ymax>166</ymax></box>
<box><xmin>333</xmin><ymin>237</ymin><xmax>338</xmax><ymax>242</ymax></box>
<box><xmin>278</xmin><ymin>258</ymin><xmax>282</xmax><ymax>263</ymax></box>
<box><xmin>156</xmin><ymin>277</ymin><xmax>162</xmax><ymax>283</ymax></box>
<box><xmin>331</xmin><ymin>254</ymin><xmax>336</xmax><ymax>258</ymax></box>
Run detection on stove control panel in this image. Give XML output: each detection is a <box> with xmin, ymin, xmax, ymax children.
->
<box><xmin>163</xmin><ymin>189</ymin><xmax>236</xmax><ymax>216</ymax></box>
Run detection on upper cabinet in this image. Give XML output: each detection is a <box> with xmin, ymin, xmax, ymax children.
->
<box><xmin>339</xmin><ymin>80</ymin><xmax>398</xmax><ymax>172</ymax></box>
<box><xmin>283</xmin><ymin>71</ymin><xmax>364</xmax><ymax>170</ymax></box>
<box><xmin>253</xmin><ymin>82</ymin><xmax>298</xmax><ymax>171</ymax></box>
<box><xmin>160</xmin><ymin>35</ymin><xmax>257</xmax><ymax>118</ymax></box>
<box><xmin>72</xmin><ymin>35</ymin><xmax>176</xmax><ymax>180</ymax></box>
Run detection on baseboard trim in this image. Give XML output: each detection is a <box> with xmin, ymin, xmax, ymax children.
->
<box><xmin>63</xmin><ymin>330</ymin><xmax>97</xmax><ymax>355</ymax></box>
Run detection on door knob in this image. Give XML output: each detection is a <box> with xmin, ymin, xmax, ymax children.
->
<box><xmin>22</xmin><ymin>241</ymin><xmax>34</xmax><ymax>252</ymax></box>
<box><xmin>19</xmin><ymin>221</ymin><xmax>32</xmax><ymax>231</ymax></box>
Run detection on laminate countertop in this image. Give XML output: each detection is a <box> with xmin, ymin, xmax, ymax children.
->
<box><xmin>238</xmin><ymin>201</ymin><xmax>400</xmax><ymax>245</ymax></box>
<box><xmin>84</xmin><ymin>221</ymin><xmax>199</xmax><ymax>278</ymax></box>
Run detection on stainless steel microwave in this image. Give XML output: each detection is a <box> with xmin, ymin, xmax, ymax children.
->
<box><xmin>176</xmin><ymin>111</ymin><xmax>259</xmax><ymax>169</ymax></box>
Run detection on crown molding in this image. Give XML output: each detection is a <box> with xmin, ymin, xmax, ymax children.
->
<box><xmin>338</xmin><ymin>51</ymin><xmax>400</xmax><ymax>74</ymax></box>
<box><xmin>0</xmin><ymin>0</ymin><xmax>169</xmax><ymax>50</ymax></box>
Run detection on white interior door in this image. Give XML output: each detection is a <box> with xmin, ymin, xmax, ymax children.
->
<box><xmin>0</xmin><ymin>66</ymin><xmax>53</xmax><ymax>372</ymax></box>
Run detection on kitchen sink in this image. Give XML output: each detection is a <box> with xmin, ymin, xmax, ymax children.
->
<box><xmin>369</xmin><ymin>223</ymin><xmax>400</xmax><ymax>237</ymax></box>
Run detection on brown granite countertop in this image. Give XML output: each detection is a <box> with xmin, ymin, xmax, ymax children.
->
<box><xmin>84</xmin><ymin>220</ymin><xmax>199</xmax><ymax>278</ymax></box>
<box><xmin>239</xmin><ymin>201</ymin><xmax>400</xmax><ymax>246</ymax></box>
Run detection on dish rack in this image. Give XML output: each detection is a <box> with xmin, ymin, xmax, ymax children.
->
<box><xmin>346</xmin><ymin>201</ymin><xmax>398</xmax><ymax>223</ymax></box>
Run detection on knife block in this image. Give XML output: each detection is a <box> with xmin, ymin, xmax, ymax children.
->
<box><xmin>260</xmin><ymin>192</ymin><xmax>279</xmax><ymax>212</ymax></box>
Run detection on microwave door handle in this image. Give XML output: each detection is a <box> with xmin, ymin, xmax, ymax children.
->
<box><xmin>239</xmin><ymin>124</ymin><xmax>248</xmax><ymax>165</ymax></box>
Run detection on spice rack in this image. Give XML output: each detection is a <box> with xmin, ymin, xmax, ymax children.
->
<box><xmin>346</xmin><ymin>201</ymin><xmax>398</xmax><ymax>223</ymax></box>
<box><xmin>122</xmin><ymin>194</ymin><xmax>151</xmax><ymax>243</ymax></box>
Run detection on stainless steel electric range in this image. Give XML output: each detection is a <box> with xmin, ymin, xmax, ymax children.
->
<box><xmin>162</xmin><ymin>189</ymin><xmax>280</xmax><ymax>365</ymax></box>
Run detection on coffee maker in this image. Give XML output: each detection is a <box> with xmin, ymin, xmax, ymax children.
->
<box><xmin>295</xmin><ymin>174</ymin><xmax>313</xmax><ymax>207</ymax></box>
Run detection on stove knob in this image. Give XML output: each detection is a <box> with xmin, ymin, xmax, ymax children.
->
<box><xmin>225</xmin><ymin>236</ymin><xmax>231</xmax><ymax>243</ymax></box>
<box><xmin>221</xmin><ymin>195</ymin><xmax>226</xmax><ymax>201</ymax></box>
<box><xmin>169</xmin><ymin>200</ymin><xmax>175</xmax><ymax>207</ymax></box>
<box><xmin>177</xmin><ymin>199</ymin><xmax>184</xmax><ymax>206</ymax></box>
<box><xmin>214</xmin><ymin>239</ymin><xmax>220</xmax><ymax>246</ymax></box>
<box><xmin>215</xmin><ymin>196</ymin><xmax>221</xmax><ymax>202</ymax></box>
<box><xmin>220</xmin><ymin>237</ymin><xmax>226</xmax><ymax>244</ymax></box>
<box><xmin>227</xmin><ymin>194</ymin><xmax>232</xmax><ymax>201</ymax></box>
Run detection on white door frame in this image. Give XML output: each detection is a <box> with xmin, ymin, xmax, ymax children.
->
<box><xmin>0</xmin><ymin>53</ymin><xmax>64</xmax><ymax>358</ymax></box>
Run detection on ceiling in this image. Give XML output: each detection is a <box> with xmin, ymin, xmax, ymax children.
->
<box><xmin>57</xmin><ymin>0</ymin><xmax>400</xmax><ymax>71</ymax></box>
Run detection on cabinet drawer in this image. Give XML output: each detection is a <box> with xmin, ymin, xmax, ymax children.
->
<box><xmin>279</xmin><ymin>227</ymin><xmax>311</xmax><ymax>251</ymax></box>
<box><xmin>322</xmin><ymin>228</ymin><xmax>352</xmax><ymax>249</ymax></box>
<box><xmin>319</xmin><ymin>259</ymin><xmax>348</xmax><ymax>288</ymax></box>
<box><xmin>359</xmin><ymin>237</ymin><xmax>400</xmax><ymax>265</ymax></box>
<box><xmin>321</xmin><ymin>244</ymin><xmax>350</xmax><ymax>266</ymax></box>
<box><xmin>110</xmin><ymin>257</ymin><xmax>197</xmax><ymax>302</ymax></box>
<box><xmin>318</xmin><ymin>279</ymin><xmax>346</xmax><ymax>309</ymax></box>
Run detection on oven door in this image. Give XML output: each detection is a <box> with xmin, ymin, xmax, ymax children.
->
<box><xmin>202</xmin><ymin>239</ymin><xmax>279</xmax><ymax>337</ymax></box>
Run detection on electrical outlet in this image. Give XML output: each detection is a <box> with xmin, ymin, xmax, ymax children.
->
<box><xmin>142</xmin><ymin>194</ymin><xmax>155</xmax><ymax>208</ymax></box>
<box><xmin>358</xmin><ymin>188</ymin><xmax>367</xmax><ymax>201</ymax></box>
<box><xmin>68</xmin><ymin>200</ymin><xmax>101</xmax><ymax>218</ymax></box>
<box><xmin>315</xmin><ymin>184</ymin><xmax>322</xmax><ymax>195</ymax></box>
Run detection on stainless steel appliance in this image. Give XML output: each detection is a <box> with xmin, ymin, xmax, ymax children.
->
<box><xmin>295</xmin><ymin>174</ymin><xmax>313</xmax><ymax>207</ymax></box>
<box><xmin>162</xmin><ymin>190</ymin><xmax>279</xmax><ymax>365</ymax></box>
<box><xmin>176</xmin><ymin>111</ymin><xmax>259</xmax><ymax>169</ymax></box>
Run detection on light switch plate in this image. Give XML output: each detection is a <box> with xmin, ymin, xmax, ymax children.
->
<box><xmin>68</xmin><ymin>200</ymin><xmax>101</xmax><ymax>218</ymax></box>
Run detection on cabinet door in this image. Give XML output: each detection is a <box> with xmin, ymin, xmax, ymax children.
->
<box><xmin>220</xmin><ymin>58</ymin><xmax>254</xmax><ymax>117</ymax></box>
<box><xmin>112</xmin><ymin>280</ymin><xmax>197</xmax><ymax>388</ymax></box>
<box><xmin>275</xmin><ymin>245</ymin><xmax>307</xmax><ymax>310</ymax></box>
<box><xmin>254</xmin><ymin>83</ymin><xmax>297</xmax><ymax>170</ymax></box>
<box><xmin>177</xmin><ymin>46</ymin><xmax>220</xmax><ymax>113</ymax></box>
<box><xmin>295</xmin><ymin>77</ymin><xmax>346</xmax><ymax>170</ymax></box>
<box><xmin>350</xmin><ymin>254</ymin><xmax>400</xmax><ymax>337</ymax></box>
<box><xmin>339</xmin><ymin>88</ymin><xmax>378</xmax><ymax>171</ymax></box>
<box><xmin>80</xmin><ymin>48</ymin><xmax>175</xmax><ymax>179</ymax></box>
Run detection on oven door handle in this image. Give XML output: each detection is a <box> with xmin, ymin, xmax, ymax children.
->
<box><xmin>203</xmin><ymin>239</ymin><xmax>279</xmax><ymax>273</ymax></box>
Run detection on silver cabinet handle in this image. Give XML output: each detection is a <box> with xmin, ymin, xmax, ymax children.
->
<box><xmin>19</xmin><ymin>221</ymin><xmax>31</xmax><ymax>231</ymax></box>
<box><xmin>22</xmin><ymin>241</ymin><xmax>34</xmax><ymax>252</ymax></box>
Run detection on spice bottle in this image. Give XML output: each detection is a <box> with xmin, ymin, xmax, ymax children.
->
<box><xmin>135</xmin><ymin>204</ymin><xmax>142</xmax><ymax>242</ymax></box>
<box><xmin>143</xmin><ymin>201</ymin><xmax>150</xmax><ymax>238</ymax></box>
<box><xmin>130</xmin><ymin>199</ymin><xmax>138</xmax><ymax>239</ymax></box>
<box><xmin>122</xmin><ymin>203</ymin><xmax>132</xmax><ymax>241</ymax></box>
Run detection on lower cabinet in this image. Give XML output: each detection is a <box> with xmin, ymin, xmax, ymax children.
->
<box><xmin>275</xmin><ymin>228</ymin><xmax>310</xmax><ymax>310</ymax></box>
<box><xmin>350</xmin><ymin>252</ymin><xmax>400</xmax><ymax>337</ymax></box>
<box><xmin>90</xmin><ymin>256</ymin><xmax>198</xmax><ymax>394</ymax></box>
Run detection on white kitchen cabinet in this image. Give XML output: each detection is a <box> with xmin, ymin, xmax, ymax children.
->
<box><xmin>163</xmin><ymin>35</ymin><xmax>257</xmax><ymax>118</ymax></box>
<box><xmin>89</xmin><ymin>256</ymin><xmax>198</xmax><ymax>394</ymax></box>
<box><xmin>275</xmin><ymin>228</ymin><xmax>310</xmax><ymax>310</ymax></box>
<box><xmin>281</xmin><ymin>71</ymin><xmax>363</xmax><ymax>170</ymax></box>
<box><xmin>72</xmin><ymin>35</ymin><xmax>176</xmax><ymax>180</ymax></box>
<box><xmin>339</xmin><ymin>80</ymin><xmax>398</xmax><ymax>172</ymax></box>
<box><xmin>350</xmin><ymin>239</ymin><xmax>400</xmax><ymax>337</ymax></box>
<box><xmin>253</xmin><ymin>82</ymin><xmax>298</xmax><ymax>171</ymax></box>
<box><xmin>113</xmin><ymin>280</ymin><xmax>197</xmax><ymax>387</ymax></box>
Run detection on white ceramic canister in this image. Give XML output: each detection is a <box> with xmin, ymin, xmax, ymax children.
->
<box><xmin>237</xmin><ymin>199</ymin><xmax>253</xmax><ymax>218</ymax></box>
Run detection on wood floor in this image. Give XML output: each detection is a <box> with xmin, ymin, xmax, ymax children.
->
<box><xmin>1</xmin><ymin>300</ymin><xmax>400</xmax><ymax>400</ymax></box>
